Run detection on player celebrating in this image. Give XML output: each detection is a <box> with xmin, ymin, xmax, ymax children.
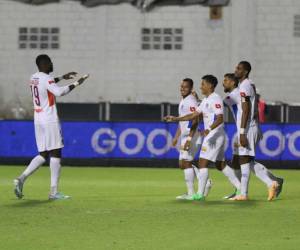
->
<box><xmin>165</xmin><ymin>75</ymin><xmax>241</xmax><ymax>201</ymax></box>
<box><xmin>223</xmin><ymin>73</ymin><xmax>283</xmax><ymax>200</ymax></box>
<box><xmin>231</xmin><ymin>61</ymin><xmax>280</xmax><ymax>201</ymax></box>
<box><xmin>14</xmin><ymin>54</ymin><xmax>89</xmax><ymax>200</ymax></box>
<box><xmin>172</xmin><ymin>78</ymin><xmax>212</xmax><ymax>200</ymax></box>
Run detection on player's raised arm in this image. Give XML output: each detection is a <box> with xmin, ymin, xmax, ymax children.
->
<box><xmin>54</xmin><ymin>72</ymin><xmax>78</xmax><ymax>83</ymax></box>
<box><xmin>47</xmin><ymin>74</ymin><xmax>89</xmax><ymax>97</ymax></box>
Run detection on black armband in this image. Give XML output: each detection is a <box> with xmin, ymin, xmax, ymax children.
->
<box><xmin>69</xmin><ymin>84</ymin><xmax>76</xmax><ymax>91</ymax></box>
<box><xmin>54</xmin><ymin>76</ymin><xmax>63</xmax><ymax>83</ymax></box>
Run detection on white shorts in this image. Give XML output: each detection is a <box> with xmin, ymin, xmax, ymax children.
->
<box><xmin>34</xmin><ymin>122</ymin><xmax>64</xmax><ymax>152</ymax></box>
<box><xmin>233</xmin><ymin>125</ymin><xmax>259</xmax><ymax>157</ymax></box>
<box><xmin>179</xmin><ymin>132</ymin><xmax>202</xmax><ymax>162</ymax></box>
<box><xmin>199</xmin><ymin>130</ymin><xmax>225</xmax><ymax>162</ymax></box>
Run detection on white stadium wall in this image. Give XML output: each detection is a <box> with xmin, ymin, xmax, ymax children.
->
<box><xmin>0</xmin><ymin>0</ymin><xmax>300</xmax><ymax>118</ymax></box>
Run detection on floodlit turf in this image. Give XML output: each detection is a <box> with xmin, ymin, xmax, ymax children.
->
<box><xmin>0</xmin><ymin>166</ymin><xmax>299</xmax><ymax>250</ymax></box>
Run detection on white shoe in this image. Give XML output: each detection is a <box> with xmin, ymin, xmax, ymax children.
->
<box><xmin>49</xmin><ymin>192</ymin><xmax>71</xmax><ymax>200</ymax></box>
<box><xmin>14</xmin><ymin>178</ymin><xmax>24</xmax><ymax>199</ymax></box>
<box><xmin>176</xmin><ymin>193</ymin><xmax>194</xmax><ymax>200</ymax></box>
<box><xmin>204</xmin><ymin>179</ymin><xmax>213</xmax><ymax>197</ymax></box>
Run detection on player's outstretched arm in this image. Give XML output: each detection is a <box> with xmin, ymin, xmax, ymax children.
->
<box><xmin>68</xmin><ymin>74</ymin><xmax>89</xmax><ymax>90</ymax></box>
<box><xmin>48</xmin><ymin>74</ymin><xmax>89</xmax><ymax>97</ymax></box>
<box><xmin>164</xmin><ymin>111</ymin><xmax>200</xmax><ymax>122</ymax></box>
<box><xmin>54</xmin><ymin>72</ymin><xmax>78</xmax><ymax>83</ymax></box>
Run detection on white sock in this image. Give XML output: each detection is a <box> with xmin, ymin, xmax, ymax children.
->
<box><xmin>19</xmin><ymin>155</ymin><xmax>45</xmax><ymax>182</ymax></box>
<box><xmin>197</xmin><ymin>168</ymin><xmax>209</xmax><ymax>196</ymax></box>
<box><xmin>50</xmin><ymin>157</ymin><xmax>61</xmax><ymax>195</ymax></box>
<box><xmin>204</xmin><ymin>179</ymin><xmax>212</xmax><ymax>197</ymax></box>
<box><xmin>222</xmin><ymin>165</ymin><xmax>241</xmax><ymax>190</ymax></box>
<box><xmin>184</xmin><ymin>168</ymin><xmax>195</xmax><ymax>195</ymax></box>
<box><xmin>240</xmin><ymin>163</ymin><xmax>251</xmax><ymax>196</ymax></box>
<box><xmin>234</xmin><ymin>169</ymin><xmax>242</xmax><ymax>181</ymax></box>
<box><xmin>192</xmin><ymin>164</ymin><xmax>200</xmax><ymax>180</ymax></box>
<box><xmin>251</xmin><ymin>161</ymin><xmax>273</xmax><ymax>188</ymax></box>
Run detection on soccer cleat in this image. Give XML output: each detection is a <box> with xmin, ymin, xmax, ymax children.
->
<box><xmin>268</xmin><ymin>181</ymin><xmax>279</xmax><ymax>201</ymax></box>
<box><xmin>276</xmin><ymin>178</ymin><xmax>284</xmax><ymax>198</ymax></box>
<box><xmin>49</xmin><ymin>192</ymin><xmax>71</xmax><ymax>200</ymax></box>
<box><xmin>186</xmin><ymin>193</ymin><xmax>205</xmax><ymax>201</ymax></box>
<box><xmin>223</xmin><ymin>189</ymin><xmax>241</xmax><ymax>199</ymax></box>
<box><xmin>204</xmin><ymin>179</ymin><xmax>213</xmax><ymax>197</ymax></box>
<box><xmin>176</xmin><ymin>193</ymin><xmax>194</xmax><ymax>200</ymax></box>
<box><xmin>230</xmin><ymin>195</ymin><xmax>248</xmax><ymax>201</ymax></box>
<box><xmin>13</xmin><ymin>178</ymin><xmax>24</xmax><ymax>199</ymax></box>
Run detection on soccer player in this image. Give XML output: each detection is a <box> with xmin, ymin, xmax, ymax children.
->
<box><xmin>172</xmin><ymin>78</ymin><xmax>212</xmax><ymax>200</ymax></box>
<box><xmin>223</xmin><ymin>73</ymin><xmax>284</xmax><ymax>200</ymax></box>
<box><xmin>14</xmin><ymin>54</ymin><xmax>89</xmax><ymax>200</ymax></box>
<box><xmin>230</xmin><ymin>61</ymin><xmax>281</xmax><ymax>201</ymax></box>
<box><xmin>165</xmin><ymin>75</ymin><xmax>241</xmax><ymax>201</ymax></box>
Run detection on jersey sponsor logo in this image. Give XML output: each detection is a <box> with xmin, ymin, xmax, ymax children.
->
<box><xmin>190</xmin><ymin>107</ymin><xmax>196</xmax><ymax>112</ymax></box>
<box><xmin>48</xmin><ymin>80</ymin><xmax>55</xmax><ymax>84</ymax></box>
<box><xmin>215</xmin><ymin>104</ymin><xmax>221</xmax><ymax>109</ymax></box>
<box><xmin>240</xmin><ymin>92</ymin><xmax>246</xmax><ymax>97</ymax></box>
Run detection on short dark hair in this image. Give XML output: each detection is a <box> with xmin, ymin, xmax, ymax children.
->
<box><xmin>202</xmin><ymin>74</ymin><xmax>218</xmax><ymax>88</ymax></box>
<box><xmin>224</xmin><ymin>73</ymin><xmax>239</xmax><ymax>87</ymax></box>
<box><xmin>36</xmin><ymin>54</ymin><xmax>51</xmax><ymax>67</ymax></box>
<box><xmin>239</xmin><ymin>61</ymin><xmax>251</xmax><ymax>77</ymax></box>
<box><xmin>182</xmin><ymin>78</ymin><xmax>193</xmax><ymax>88</ymax></box>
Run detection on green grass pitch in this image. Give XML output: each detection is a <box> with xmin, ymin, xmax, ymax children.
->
<box><xmin>0</xmin><ymin>166</ymin><xmax>299</xmax><ymax>250</ymax></box>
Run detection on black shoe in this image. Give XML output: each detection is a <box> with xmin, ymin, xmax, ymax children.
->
<box><xmin>223</xmin><ymin>189</ymin><xmax>238</xmax><ymax>199</ymax></box>
<box><xmin>276</xmin><ymin>178</ymin><xmax>284</xmax><ymax>198</ymax></box>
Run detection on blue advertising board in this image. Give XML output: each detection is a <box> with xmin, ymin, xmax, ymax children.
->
<box><xmin>0</xmin><ymin>121</ymin><xmax>299</xmax><ymax>161</ymax></box>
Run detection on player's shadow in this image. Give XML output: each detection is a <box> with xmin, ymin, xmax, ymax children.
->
<box><xmin>204</xmin><ymin>199</ymin><xmax>260</xmax><ymax>207</ymax></box>
<box><xmin>173</xmin><ymin>199</ymin><xmax>260</xmax><ymax>207</ymax></box>
<box><xmin>6</xmin><ymin>199</ymin><xmax>52</xmax><ymax>208</ymax></box>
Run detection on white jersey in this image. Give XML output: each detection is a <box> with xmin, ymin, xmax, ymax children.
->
<box><xmin>178</xmin><ymin>94</ymin><xmax>198</xmax><ymax>136</ymax></box>
<box><xmin>224</xmin><ymin>87</ymin><xmax>240</xmax><ymax>125</ymax></box>
<box><xmin>225</xmin><ymin>88</ymin><xmax>260</xmax><ymax>157</ymax></box>
<box><xmin>30</xmin><ymin>72</ymin><xmax>70</xmax><ymax>124</ymax></box>
<box><xmin>196</xmin><ymin>92</ymin><xmax>224</xmax><ymax>134</ymax></box>
<box><xmin>236</xmin><ymin>78</ymin><xmax>257</xmax><ymax>130</ymax></box>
